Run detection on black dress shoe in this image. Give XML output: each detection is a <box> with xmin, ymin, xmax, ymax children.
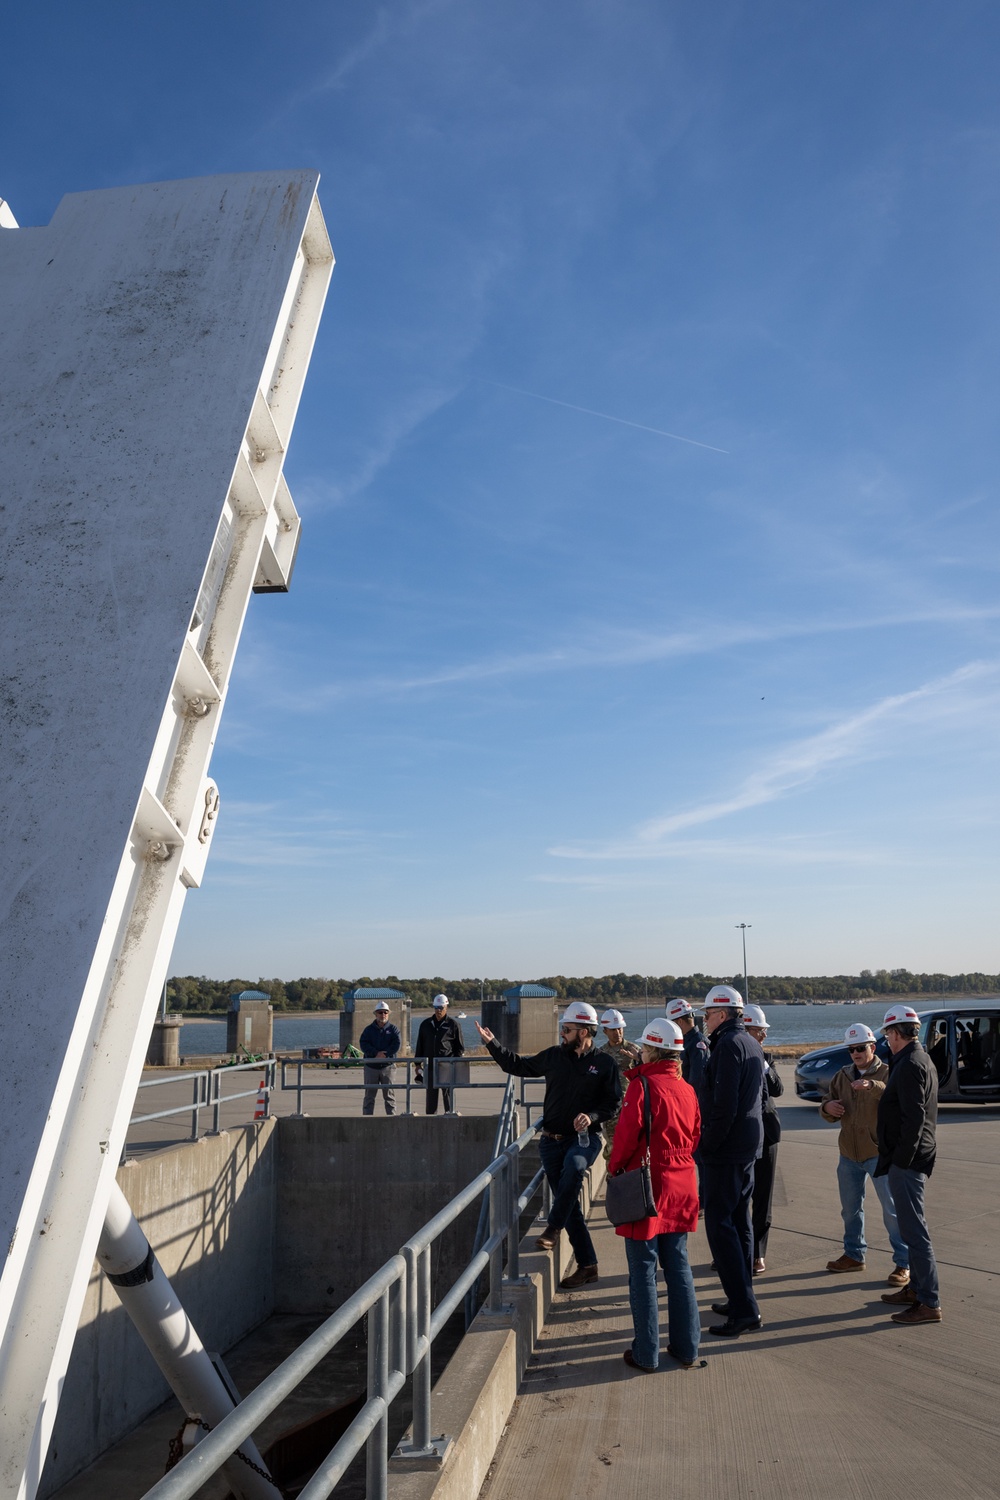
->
<box><xmin>623</xmin><ymin>1348</ymin><xmax>656</xmax><ymax>1372</ymax></box>
<box><xmin>708</xmin><ymin>1315</ymin><xmax>763</xmax><ymax>1337</ymax></box>
<box><xmin>710</xmin><ymin>1302</ymin><xmax>731</xmax><ymax>1317</ymax></box>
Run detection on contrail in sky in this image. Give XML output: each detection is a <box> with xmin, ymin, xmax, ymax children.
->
<box><xmin>481</xmin><ymin>379</ymin><xmax>730</xmax><ymax>454</ymax></box>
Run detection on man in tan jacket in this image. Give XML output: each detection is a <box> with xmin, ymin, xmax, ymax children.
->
<box><xmin>819</xmin><ymin>1023</ymin><xmax>909</xmax><ymax>1284</ymax></box>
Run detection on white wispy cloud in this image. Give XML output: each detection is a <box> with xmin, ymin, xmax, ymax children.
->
<box><xmin>549</xmin><ymin>661</ymin><xmax>1000</xmax><ymax>860</ymax></box>
<box><xmin>300</xmin><ymin>606</ymin><xmax>1000</xmax><ymax>705</ymax></box>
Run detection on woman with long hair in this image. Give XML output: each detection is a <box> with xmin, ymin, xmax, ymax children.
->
<box><xmin>607</xmin><ymin>1018</ymin><xmax>704</xmax><ymax>1371</ymax></box>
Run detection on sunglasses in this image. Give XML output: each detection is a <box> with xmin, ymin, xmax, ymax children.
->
<box><xmin>848</xmin><ymin>1045</ymin><xmax>872</xmax><ymax>1054</ymax></box>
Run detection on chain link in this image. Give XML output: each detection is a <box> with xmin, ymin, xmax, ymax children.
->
<box><xmin>164</xmin><ymin>1415</ymin><xmax>278</xmax><ymax>1485</ymax></box>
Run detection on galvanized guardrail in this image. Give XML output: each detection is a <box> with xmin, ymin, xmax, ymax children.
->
<box><xmin>280</xmin><ymin>1053</ymin><xmax>546</xmax><ymax>1121</ymax></box>
<box><xmin>127</xmin><ymin>1058</ymin><xmax>277</xmax><ymax>1156</ymax></box>
<box><xmin>138</xmin><ymin>1107</ymin><xmax>549</xmax><ymax>1500</ymax></box>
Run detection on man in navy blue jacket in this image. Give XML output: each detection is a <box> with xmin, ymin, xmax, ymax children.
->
<box><xmin>698</xmin><ymin>986</ymin><xmax>765</xmax><ymax>1337</ymax></box>
<box><xmin>359</xmin><ymin>1002</ymin><xmax>402</xmax><ymax>1115</ymax></box>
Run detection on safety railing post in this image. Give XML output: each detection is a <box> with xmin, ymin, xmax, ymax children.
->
<box><xmin>506</xmin><ymin>1146</ymin><xmax>520</xmax><ymax>1283</ymax></box>
<box><xmin>412</xmin><ymin>1247</ymin><xmax>432</xmax><ymax>1451</ymax></box>
<box><xmin>487</xmin><ymin>1166</ymin><xmax>503</xmax><ymax>1312</ymax></box>
<box><xmin>365</xmin><ymin>1289</ymin><xmax>390</xmax><ymax>1500</ymax></box>
<box><xmin>295</xmin><ymin>1060</ymin><xmax>304</xmax><ymax>1117</ymax></box>
<box><xmin>210</xmin><ymin>1068</ymin><xmax>222</xmax><ymax>1134</ymax></box>
<box><xmin>189</xmin><ymin>1073</ymin><xmax>201</xmax><ymax>1140</ymax></box>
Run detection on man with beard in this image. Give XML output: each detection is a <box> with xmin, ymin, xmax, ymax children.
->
<box><xmin>475</xmin><ymin>1002</ymin><xmax>621</xmax><ymax>1289</ymax></box>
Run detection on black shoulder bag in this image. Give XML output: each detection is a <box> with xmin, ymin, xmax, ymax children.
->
<box><xmin>605</xmin><ymin>1076</ymin><xmax>656</xmax><ymax>1226</ymax></box>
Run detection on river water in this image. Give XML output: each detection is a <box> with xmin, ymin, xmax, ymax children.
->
<box><xmin>178</xmin><ymin>995</ymin><xmax>999</xmax><ymax>1058</ymax></box>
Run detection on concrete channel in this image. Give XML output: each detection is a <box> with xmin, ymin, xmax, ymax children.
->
<box><xmin>45</xmin><ymin>1066</ymin><xmax>1000</xmax><ymax>1499</ymax></box>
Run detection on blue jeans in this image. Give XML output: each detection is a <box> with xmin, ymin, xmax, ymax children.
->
<box><xmin>837</xmin><ymin>1154</ymin><xmax>908</xmax><ymax>1266</ymax></box>
<box><xmin>887</xmin><ymin>1165</ymin><xmax>939</xmax><ymax>1307</ymax></box>
<box><xmin>538</xmin><ymin>1133</ymin><xmax>603</xmax><ymax>1268</ymax></box>
<box><xmin>625</xmin><ymin>1234</ymin><xmax>700</xmax><ymax>1368</ymax></box>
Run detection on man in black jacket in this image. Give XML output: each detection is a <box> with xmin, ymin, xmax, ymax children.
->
<box><xmin>415</xmin><ymin>994</ymin><xmax>465</xmax><ymax>1114</ymax></box>
<box><xmin>475</xmin><ymin>1002</ymin><xmax>621</xmax><ymax>1289</ymax></box>
<box><xmin>876</xmin><ymin>1005</ymin><xmax>942</xmax><ymax>1325</ymax></box>
<box><xmin>698</xmin><ymin>986</ymin><xmax>765</xmax><ymax>1337</ymax></box>
<box><xmin>744</xmin><ymin>1005</ymin><xmax>782</xmax><ymax>1274</ymax></box>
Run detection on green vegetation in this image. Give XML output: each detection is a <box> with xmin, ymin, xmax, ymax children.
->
<box><xmin>166</xmin><ymin>968</ymin><xmax>1000</xmax><ymax>1013</ymax></box>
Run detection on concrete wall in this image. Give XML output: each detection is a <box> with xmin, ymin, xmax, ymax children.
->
<box><xmin>40</xmin><ymin>1123</ymin><xmax>277</xmax><ymax>1498</ymax></box>
<box><xmin>276</xmin><ymin>1116</ymin><xmax>495</xmax><ymax>1312</ymax></box>
<box><xmin>41</xmin><ymin>1114</ymin><xmax>497</xmax><ymax>1495</ymax></box>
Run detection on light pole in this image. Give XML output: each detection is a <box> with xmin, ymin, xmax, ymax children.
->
<box><xmin>735</xmin><ymin>924</ymin><xmax>752</xmax><ymax>1008</ymax></box>
<box><xmin>644</xmin><ymin>976</ymin><xmax>649</xmax><ymax>1026</ymax></box>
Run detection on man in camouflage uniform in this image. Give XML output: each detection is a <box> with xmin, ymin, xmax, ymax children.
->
<box><xmin>599</xmin><ymin>1009</ymin><xmax>642</xmax><ymax>1160</ymax></box>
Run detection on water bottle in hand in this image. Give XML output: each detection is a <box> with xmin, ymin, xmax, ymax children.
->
<box><xmin>577</xmin><ymin>1125</ymin><xmax>589</xmax><ymax>1147</ymax></box>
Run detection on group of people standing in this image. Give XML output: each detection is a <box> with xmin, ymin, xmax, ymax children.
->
<box><xmin>357</xmin><ymin>993</ymin><xmax>465</xmax><ymax>1116</ymax></box>
<box><xmin>476</xmin><ymin>987</ymin><xmax>942</xmax><ymax>1372</ymax></box>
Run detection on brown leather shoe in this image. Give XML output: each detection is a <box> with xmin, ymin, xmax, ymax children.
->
<box><xmin>753</xmin><ymin>1257</ymin><xmax>766</xmax><ymax>1274</ymax></box>
<box><xmin>881</xmin><ymin>1285</ymin><xmax>918</xmax><ymax>1304</ymax></box>
<box><xmin>891</xmin><ymin>1302</ymin><xmax>942</xmax><ymax>1325</ymax></box>
<box><xmin>826</xmin><ymin>1254</ymin><xmax>866</xmax><ymax>1272</ymax></box>
<box><xmin>536</xmin><ymin>1230</ymin><xmax>558</xmax><ymax>1251</ymax></box>
<box><xmin>560</xmin><ymin>1263</ymin><xmax>598</xmax><ymax>1289</ymax></box>
<box><xmin>887</xmin><ymin>1265</ymin><xmax>910</xmax><ymax>1287</ymax></box>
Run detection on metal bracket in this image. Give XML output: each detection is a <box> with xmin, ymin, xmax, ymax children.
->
<box><xmin>392</xmin><ymin>1435</ymin><xmax>453</xmax><ymax>1467</ymax></box>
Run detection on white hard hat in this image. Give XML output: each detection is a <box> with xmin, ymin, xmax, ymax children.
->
<box><xmin>844</xmin><ymin>1023</ymin><xmax>876</xmax><ymax>1046</ymax></box>
<box><xmin>701</xmin><ymin>984</ymin><xmax>744</xmax><ymax>1010</ymax></box>
<box><xmin>744</xmin><ymin>1004</ymin><xmax>768</xmax><ymax>1030</ymax></box>
<box><xmin>433</xmin><ymin>994</ymin><xmax>449</xmax><ymax>1008</ymax></box>
<box><xmin>560</xmin><ymin>1002</ymin><xmax>599</xmax><ymax>1027</ymax></box>
<box><xmin>638</xmin><ymin>1018</ymin><xmax>684</xmax><ymax>1051</ymax></box>
<box><xmin>374</xmin><ymin>1001</ymin><xmax>390</xmax><ymax>1011</ymax></box>
<box><xmin>882</xmin><ymin>1005</ymin><xmax>919</xmax><ymax>1030</ymax></box>
<box><xmin>600</xmin><ymin>1009</ymin><xmax>626</xmax><ymax>1028</ymax></box>
<box><xmin>665</xmin><ymin>998</ymin><xmax>693</xmax><ymax>1021</ymax></box>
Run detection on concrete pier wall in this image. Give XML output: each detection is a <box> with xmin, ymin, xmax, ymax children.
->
<box><xmin>275</xmin><ymin>1115</ymin><xmax>495</xmax><ymax>1312</ymax></box>
<box><xmin>41</xmin><ymin>1116</ymin><xmax>494</xmax><ymax>1496</ymax></box>
<box><xmin>40</xmin><ymin>1123</ymin><xmax>278</xmax><ymax>1498</ymax></box>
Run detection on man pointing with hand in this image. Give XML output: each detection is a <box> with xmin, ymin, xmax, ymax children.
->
<box><xmin>475</xmin><ymin>1003</ymin><xmax>620</xmax><ymax>1290</ymax></box>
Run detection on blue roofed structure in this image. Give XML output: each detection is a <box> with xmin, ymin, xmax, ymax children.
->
<box><xmin>343</xmin><ymin>986</ymin><xmax>406</xmax><ymax>1004</ymax></box>
<box><xmin>502</xmin><ymin>983</ymin><xmax>557</xmax><ymax>1001</ymax></box>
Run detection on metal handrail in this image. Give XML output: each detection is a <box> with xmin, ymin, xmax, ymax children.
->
<box><xmin>280</xmin><ymin>1054</ymin><xmax>546</xmax><ymax>1121</ymax></box>
<box><xmin>126</xmin><ymin>1058</ymin><xmax>276</xmax><ymax>1156</ymax></box>
<box><xmin>139</xmin><ymin>1116</ymin><xmax>551</xmax><ymax>1500</ymax></box>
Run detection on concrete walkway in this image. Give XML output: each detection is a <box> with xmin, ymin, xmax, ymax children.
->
<box><xmin>478</xmin><ymin>1070</ymin><xmax>1000</xmax><ymax>1500</ymax></box>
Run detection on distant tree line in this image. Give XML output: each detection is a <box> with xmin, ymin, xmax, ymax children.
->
<box><xmin>166</xmin><ymin>968</ymin><xmax>1000</xmax><ymax>1013</ymax></box>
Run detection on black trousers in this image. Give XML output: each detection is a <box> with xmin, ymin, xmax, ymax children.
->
<box><xmin>425</xmin><ymin>1086</ymin><xmax>454</xmax><ymax>1114</ymax></box>
<box><xmin>702</xmin><ymin>1158</ymin><xmax>759</xmax><ymax>1322</ymax></box>
<box><xmin>751</xmin><ymin>1142</ymin><xmax>778</xmax><ymax>1260</ymax></box>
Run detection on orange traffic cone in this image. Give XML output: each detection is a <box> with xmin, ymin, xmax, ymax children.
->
<box><xmin>253</xmin><ymin>1079</ymin><xmax>268</xmax><ymax>1120</ymax></box>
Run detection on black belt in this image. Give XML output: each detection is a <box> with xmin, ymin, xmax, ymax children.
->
<box><xmin>540</xmin><ymin>1128</ymin><xmax>600</xmax><ymax>1140</ymax></box>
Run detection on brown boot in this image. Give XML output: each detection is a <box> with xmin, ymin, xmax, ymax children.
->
<box><xmin>536</xmin><ymin>1229</ymin><xmax>558</xmax><ymax>1251</ymax></box>
<box><xmin>560</xmin><ymin>1264</ymin><xmax>598</xmax><ymax>1289</ymax></box>
<box><xmin>826</xmin><ymin>1254</ymin><xmax>866</xmax><ymax>1272</ymax></box>
<box><xmin>887</xmin><ymin>1266</ymin><xmax>910</xmax><ymax>1287</ymax></box>
<box><xmin>881</xmin><ymin>1285</ymin><xmax>918</xmax><ymax>1304</ymax></box>
<box><xmin>890</xmin><ymin>1302</ymin><xmax>942</xmax><ymax>1325</ymax></box>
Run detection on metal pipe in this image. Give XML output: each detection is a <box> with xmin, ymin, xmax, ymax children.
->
<box><xmin>411</xmin><ymin>1248</ymin><xmax>432</xmax><ymax>1452</ymax></box>
<box><xmin>365</xmin><ymin>1290</ymin><xmax>389</xmax><ymax>1500</ymax></box>
<box><xmin>487</xmin><ymin>1167</ymin><xmax>503</xmax><ymax>1312</ymax></box>
<box><xmin>98</xmin><ymin>1182</ymin><xmax>281</xmax><ymax>1500</ymax></box>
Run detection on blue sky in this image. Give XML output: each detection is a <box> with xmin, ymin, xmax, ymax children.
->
<box><xmin>5</xmin><ymin>2</ymin><xmax>1000</xmax><ymax>979</ymax></box>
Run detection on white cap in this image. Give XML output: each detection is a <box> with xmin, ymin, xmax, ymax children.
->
<box><xmin>560</xmin><ymin>1002</ymin><xmax>599</xmax><ymax>1027</ymax></box>
<box><xmin>844</xmin><ymin>1023</ymin><xmax>876</xmax><ymax>1046</ymax></box>
<box><xmin>743</xmin><ymin>1004</ymin><xmax>768</xmax><ymax>1030</ymax></box>
<box><xmin>665</xmin><ymin>998</ymin><xmax>693</xmax><ymax>1021</ymax></box>
<box><xmin>882</xmin><ymin>1005</ymin><xmax>919</xmax><ymax>1030</ymax></box>
<box><xmin>701</xmin><ymin>984</ymin><xmax>745</xmax><ymax>1010</ymax></box>
<box><xmin>638</xmin><ymin>1018</ymin><xmax>684</xmax><ymax>1051</ymax></box>
<box><xmin>600</xmin><ymin>1008</ymin><xmax>626</xmax><ymax>1028</ymax></box>
<box><xmin>433</xmin><ymin>994</ymin><xmax>449</xmax><ymax>1008</ymax></box>
<box><xmin>374</xmin><ymin>1001</ymin><xmax>390</xmax><ymax>1012</ymax></box>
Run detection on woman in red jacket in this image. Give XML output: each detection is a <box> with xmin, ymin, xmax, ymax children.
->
<box><xmin>607</xmin><ymin>1018</ymin><xmax>703</xmax><ymax>1372</ymax></box>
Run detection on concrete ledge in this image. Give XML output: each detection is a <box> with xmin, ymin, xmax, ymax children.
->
<box><xmin>388</xmin><ymin>1153</ymin><xmax>606</xmax><ymax>1500</ymax></box>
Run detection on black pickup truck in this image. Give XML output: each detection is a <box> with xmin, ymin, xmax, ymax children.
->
<box><xmin>794</xmin><ymin>1005</ymin><xmax>1000</xmax><ymax>1103</ymax></box>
